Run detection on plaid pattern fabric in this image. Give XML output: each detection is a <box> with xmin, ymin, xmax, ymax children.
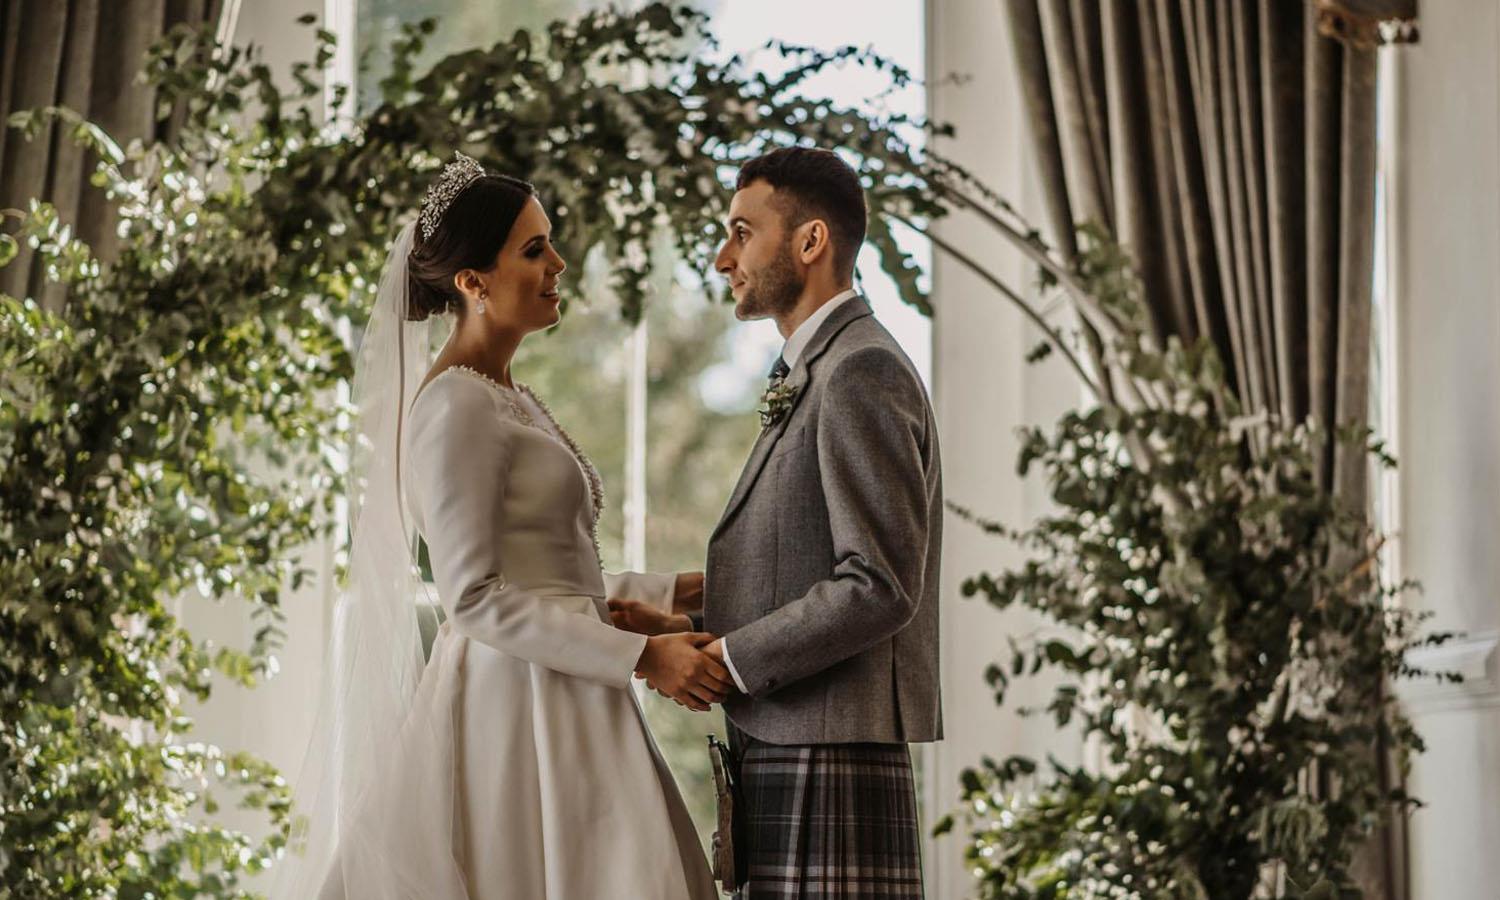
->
<box><xmin>729</xmin><ymin>727</ymin><xmax>925</xmax><ymax>899</ymax></box>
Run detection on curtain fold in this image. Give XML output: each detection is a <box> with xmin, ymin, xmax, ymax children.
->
<box><xmin>1263</xmin><ymin>0</ymin><xmax>1308</xmax><ymax>423</ymax></box>
<box><xmin>1006</xmin><ymin>0</ymin><xmax>1388</xmax><ymax>505</ymax></box>
<box><xmin>0</xmin><ymin>0</ymin><xmax>225</xmax><ymax>309</ymax></box>
<box><xmin>1003</xmin><ymin>1</ymin><xmax>1409</xmax><ymax>896</ymax></box>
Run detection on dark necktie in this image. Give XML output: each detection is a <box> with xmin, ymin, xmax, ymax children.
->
<box><xmin>768</xmin><ymin>356</ymin><xmax>790</xmax><ymax>384</ymax></box>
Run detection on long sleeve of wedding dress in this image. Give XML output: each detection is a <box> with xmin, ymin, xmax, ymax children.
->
<box><xmin>405</xmin><ymin>371</ymin><xmax>648</xmax><ymax>686</ymax></box>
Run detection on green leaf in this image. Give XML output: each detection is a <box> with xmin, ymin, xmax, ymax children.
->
<box><xmin>1025</xmin><ymin>340</ymin><xmax>1053</xmax><ymax>364</ymax></box>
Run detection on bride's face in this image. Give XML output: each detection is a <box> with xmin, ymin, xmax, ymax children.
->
<box><xmin>473</xmin><ymin>197</ymin><xmax>566</xmax><ymax>334</ymax></box>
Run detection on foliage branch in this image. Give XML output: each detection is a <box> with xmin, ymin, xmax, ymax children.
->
<box><xmin>932</xmin><ymin>221</ymin><xmax>1457</xmax><ymax>899</ymax></box>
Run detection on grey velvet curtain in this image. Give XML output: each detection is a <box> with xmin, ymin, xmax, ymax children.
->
<box><xmin>0</xmin><ymin>0</ymin><xmax>226</xmax><ymax>308</ymax></box>
<box><xmin>1005</xmin><ymin>0</ymin><xmax>1399</xmax><ymax>507</ymax></box>
<box><xmin>1003</xmin><ymin>1</ymin><xmax>1414</xmax><ymax>897</ymax></box>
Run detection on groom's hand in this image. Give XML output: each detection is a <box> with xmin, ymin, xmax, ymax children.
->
<box><xmin>608</xmin><ymin>598</ymin><xmax>692</xmax><ymax>636</ymax></box>
<box><xmin>701</xmin><ymin>638</ymin><xmax>725</xmax><ymax>664</ymax></box>
<box><xmin>635</xmin><ymin>632</ymin><xmax>734</xmax><ymax>712</ymax></box>
<box><xmin>698</xmin><ymin>639</ymin><xmax>739</xmax><ymax>698</ymax></box>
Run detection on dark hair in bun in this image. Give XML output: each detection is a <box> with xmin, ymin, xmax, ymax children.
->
<box><xmin>406</xmin><ymin>174</ymin><xmax>538</xmax><ymax>321</ymax></box>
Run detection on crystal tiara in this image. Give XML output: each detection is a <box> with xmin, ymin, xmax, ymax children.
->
<box><xmin>418</xmin><ymin>152</ymin><xmax>488</xmax><ymax>242</ymax></box>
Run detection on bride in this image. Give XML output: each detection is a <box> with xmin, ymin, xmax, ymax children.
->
<box><xmin>273</xmin><ymin>153</ymin><xmax>726</xmax><ymax>899</ymax></box>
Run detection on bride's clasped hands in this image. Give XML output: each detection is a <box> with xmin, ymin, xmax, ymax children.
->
<box><xmin>612</xmin><ymin>572</ymin><xmax>735</xmax><ymax>712</ymax></box>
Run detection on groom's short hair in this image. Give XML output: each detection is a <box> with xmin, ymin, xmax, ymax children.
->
<box><xmin>736</xmin><ymin>147</ymin><xmax>867</xmax><ymax>278</ymax></box>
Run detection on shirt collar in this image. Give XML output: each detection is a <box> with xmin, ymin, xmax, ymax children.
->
<box><xmin>781</xmin><ymin>288</ymin><xmax>859</xmax><ymax>370</ymax></box>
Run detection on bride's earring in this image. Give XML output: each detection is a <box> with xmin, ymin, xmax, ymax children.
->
<box><xmin>475</xmin><ymin>289</ymin><xmax>487</xmax><ymax>316</ymax></box>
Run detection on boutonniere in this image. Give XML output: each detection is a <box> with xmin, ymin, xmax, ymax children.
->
<box><xmin>757</xmin><ymin>381</ymin><xmax>799</xmax><ymax>429</ymax></box>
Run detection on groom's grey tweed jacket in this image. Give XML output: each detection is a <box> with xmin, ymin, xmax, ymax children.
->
<box><xmin>704</xmin><ymin>297</ymin><xmax>943</xmax><ymax>745</ymax></box>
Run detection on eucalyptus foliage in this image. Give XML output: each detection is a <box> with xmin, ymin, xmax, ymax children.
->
<box><xmin>0</xmin><ymin>4</ymin><xmax>955</xmax><ymax>895</ymax></box>
<box><xmin>934</xmin><ymin>225</ymin><xmax>1456</xmax><ymax>899</ymax></box>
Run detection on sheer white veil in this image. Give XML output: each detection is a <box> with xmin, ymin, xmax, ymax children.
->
<box><xmin>271</xmin><ymin>220</ymin><xmax>468</xmax><ymax>898</ymax></box>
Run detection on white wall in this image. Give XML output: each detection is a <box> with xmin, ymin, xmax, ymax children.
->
<box><xmin>1393</xmin><ymin>2</ymin><xmax>1500</xmax><ymax>896</ymax></box>
<box><xmin>924</xmin><ymin>4</ymin><xmax>1087</xmax><ymax>897</ymax></box>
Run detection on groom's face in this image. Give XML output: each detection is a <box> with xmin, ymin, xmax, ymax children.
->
<box><xmin>716</xmin><ymin>180</ymin><xmax>803</xmax><ymax>321</ymax></box>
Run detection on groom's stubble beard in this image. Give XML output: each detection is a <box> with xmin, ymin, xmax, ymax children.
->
<box><xmin>735</xmin><ymin>239</ymin><xmax>803</xmax><ymax>321</ymax></box>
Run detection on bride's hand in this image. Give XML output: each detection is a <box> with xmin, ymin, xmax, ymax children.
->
<box><xmin>607</xmin><ymin>597</ymin><xmax>691</xmax><ymax>636</ymax></box>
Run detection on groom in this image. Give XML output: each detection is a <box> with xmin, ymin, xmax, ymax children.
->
<box><xmin>614</xmin><ymin>146</ymin><xmax>943</xmax><ymax>898</ymax></box>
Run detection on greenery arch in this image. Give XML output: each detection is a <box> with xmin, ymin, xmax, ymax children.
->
<box><xmin>0</xmin><ymin>3</ymin><xmax>1443</xmax><ymax>898</ymax></box>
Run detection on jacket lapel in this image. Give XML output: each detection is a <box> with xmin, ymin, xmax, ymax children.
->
<box><xmin>710</xmin><ymin>297</ymin><xmax>873</xmax><ymax>540</ymax></box>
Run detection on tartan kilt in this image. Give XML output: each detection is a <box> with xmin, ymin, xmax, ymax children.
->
<box><xmin>729</xmin><ymin>728</ymin><xmax>925</xmax><ymax>899</ymax></box>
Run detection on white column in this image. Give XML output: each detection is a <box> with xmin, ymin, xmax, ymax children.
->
<box><xmin>323</xmin><ymin>0</ymin><xmax>358</xmax><ymax>122</ymax></box>
<box><xmin>624</xmin><ymin>319</ymin><xmax>649</xmax><ymax>570</ymax></box>
<box><xmin>924</xmin><ymin>3</ymin><xmax>1087</xmax><ymax>897</ymax></box>
<box><xmin>1391</xmin><ymin>2</ymin><xmax>1500</xmax><ymax>896</ymax></box>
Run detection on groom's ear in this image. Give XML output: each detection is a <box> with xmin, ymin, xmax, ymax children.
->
<box><xmin>796</xmin><ymin>219</ymin><xmax>832</xmax><ymax>265</ymax></box>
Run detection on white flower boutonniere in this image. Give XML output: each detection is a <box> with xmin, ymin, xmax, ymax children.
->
<box><xmin>757</xmin><ymin>381</ymin><xmax>798</xmax><ymax>429</ymax></box>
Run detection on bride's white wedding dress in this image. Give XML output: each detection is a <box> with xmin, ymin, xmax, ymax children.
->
<box><xmin>333</xmin><ymin>363</ymin><xmax>715</xmax><ymax>899</ymax></box>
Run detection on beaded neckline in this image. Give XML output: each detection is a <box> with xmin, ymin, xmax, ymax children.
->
<box><xmin>441</xmin><ymin>363</ymin><xmax>518</xmax><ymax>394</ymax></box>
<box><xmin>436</xmin><ymin>364</ymin><xmax>606</xmax><ymax>565</ymax></box>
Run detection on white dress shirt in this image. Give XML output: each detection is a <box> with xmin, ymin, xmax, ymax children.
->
<box><xmin>719</xmin><ymin>288</ymin><xmax>860</xmax><ymax>693</ymax></box>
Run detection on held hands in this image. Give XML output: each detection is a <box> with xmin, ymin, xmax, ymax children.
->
<box><xmin>634</xmin><ymin>632</ymin><xmax>734</xmax><ymax>712</ymax></box>
<box><xmin>614</xmin><ymin>571</ymin><xmax>727</xmax><ymax>711</ymax></box>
